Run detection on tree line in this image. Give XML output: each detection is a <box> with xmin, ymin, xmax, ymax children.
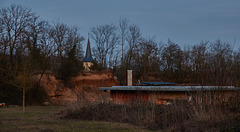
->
<box><xmin>0</xmin><ymin>4</ymin><xmax>240</xmax><ymax>105</ymax></box>
<box><xmin>0</xmin><ymin>4</ymin><xmax>85</xmax><ymax>106</ymax></box>
<box><xmin>90</xmin><ymin>18</ymin><xmax>240</xmax><ymax>87</ymax></box>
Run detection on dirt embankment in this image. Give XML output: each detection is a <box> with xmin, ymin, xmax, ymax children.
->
<box><xmin>36</xmin><ymin>71</ymin><xmax>119</xmax><ymax>105</ymax></box>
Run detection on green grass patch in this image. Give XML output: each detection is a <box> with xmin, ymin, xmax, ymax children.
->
<box><xmin>0</xmin><ymin>106</ymin><xmax>147</xmax><ymax>132</ymax></box>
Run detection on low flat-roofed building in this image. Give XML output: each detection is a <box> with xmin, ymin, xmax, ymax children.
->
<box><xmin>99</xmin><ymin>85</ymin><xmax>239</xmax><ymax>104</ymax></box>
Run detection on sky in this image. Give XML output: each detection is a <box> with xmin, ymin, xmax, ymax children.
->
<box><xmin>1</xmin><ymin>0</ymin><xmax>240</xmax><ymax>49</ymax></box>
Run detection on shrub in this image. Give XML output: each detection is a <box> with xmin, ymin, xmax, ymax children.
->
<box><xmin>26</xmin><ymin>83</ymin><xmax>48</xmax><ymax>105</ymax></box>
<box><xmin>62</xmin><ymin>91</ymin><xmax>240</xmax><ymax>131</ymax></box>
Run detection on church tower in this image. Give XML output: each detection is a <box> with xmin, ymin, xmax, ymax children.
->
<box><xmin>82</xmin><ymin>38</ymin><xmax>94</xmax><ymax>71</ymax></box>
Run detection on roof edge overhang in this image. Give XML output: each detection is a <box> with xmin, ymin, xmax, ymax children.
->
<box><xmin>99</xmin><ymin>86</ymin><xmax>239</xmax><ymax>92</ymax></box>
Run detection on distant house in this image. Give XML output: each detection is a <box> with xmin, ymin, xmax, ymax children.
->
<box><xmin>83</xmin><ymin>39</ymin><xmax>94</xmax><ymax>71</ymax></box>
<box><xmin>99</xmin><ymin>85</ymin><xmax>239</xmax><ymax>105</ymax></box>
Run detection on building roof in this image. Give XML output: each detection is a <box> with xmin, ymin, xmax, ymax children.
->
<box><xmin>99</xmin><ymin>86</ymin><xmax>239</xmax><ymax>91</ymax></box>
<box><xmin>140</xmin><ymin>82</ymin><xmax>177</xmax><ymax>86</ymax></box>
<box><xmin>83</xmin><ymin>39</ymin><xmax>94</xmax><ymax>62</ymax></box>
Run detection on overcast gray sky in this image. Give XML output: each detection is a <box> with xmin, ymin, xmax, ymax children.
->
<box><xmin>1</xmin><ymin>0</ymin><xmax>240</xmax><ymax>49</ymax></box>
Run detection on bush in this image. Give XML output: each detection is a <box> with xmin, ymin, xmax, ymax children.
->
<box><xmin>26</xmin><ymin>83</ymin><xmax>48</xmax><ymax>105</ymax></box>
<box><xmin>63</xmin><ymin>101</ymin><xmax>190</xmax><ymax>130</ymax></box>
<box><xmin>0</xmin><ymin>84</ymin><xmax>22</xmax><ymax>105</ymax></box>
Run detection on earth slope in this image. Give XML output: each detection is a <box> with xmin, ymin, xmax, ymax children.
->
<box><xmin>37</xmin><ymin>71</ymin><xmax>119</xmax><ymax>105</ymax></box>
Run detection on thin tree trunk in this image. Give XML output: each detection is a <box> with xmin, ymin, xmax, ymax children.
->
<box><xmin>23</xmin><ymin>86</ymin><xmax>25</xmax><ymax>113</ymax></box>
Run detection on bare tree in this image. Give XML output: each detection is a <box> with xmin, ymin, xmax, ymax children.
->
<box><xmin>119</xmin><ymin>18</ymin><xmax>129</xmax><ymax>64</ymax></box>
<box><xmin>190</xmin><ymin>41</ymin><xmax>209</xmax><ymax>84</ymax></box>
<box><xmin>232</xmin><ymin>49</ymin><xmax>240</xmax><ymax>86</ymax></box>
<box><xmin>208</xmin><ymin>39</ymin><xmax>233</xmax><ymax>85</ymax></box>
<box><xmin>161</xmin><ymin>39</ymin><xmax>183</xmax><ymax>82</ymax></box>
<box><xmin>162</xmin><ymin>39</ymin><xmax>183</xmax><ymax>72</ymax></box>
<box><xmin>66</xmin><ymin>26</ymin><xmax>84</xmax><ymax>60</ymax></box>
<box><xmin>91</xmin><ymin>24</ymin><xmax>119</xmax><ymax>68</ymax></box>
<box><xmin>49</xmin><ymin>22</ymin><xmax>84</xmax><ymax>78</ymax></box>
<box><xmin>126</xmin><ymin>24</ymin><xmax>142</xmax><ymax>69</ymax></box>
<box><xmin>133</xmin><ymin>38</ymin><xmax>159</xmax><ymax>81</ymax></box>
<box><xmin>21</xmin><ymin>15</ymin><xmax>55</xmax><ymax>83</ymax></box>
<box><xmin>23</xmin><ymin>16</ymin><xmax>48</xmax><ymax>68</ymax></box>
<box><xmin>0</xmin><ymin>4</ymin><xmax>35</xmax><ymax>63</ymax></box>
<box><xmin>9</xmin><ymin>55</ymin><xmax>35</xmax><ymax>113</ymax></box>
<box><xmin>49</xmin><ymin>22</ymin><xmax>69</xmax><ymax>58</ymax></box>
<box><xmin>0</xmin><ymin>19</ymin><xmax>5</xmax><ymax>54</ymax></box>
<box><xmin>0</xmin><ymin>4</ymin><xmax>41</xmax><ymax>112</ymax></box>
<box><xmin>59</xmin><ymin>26</ymin><xmax>84</xmax><ymax>80</ymax></box>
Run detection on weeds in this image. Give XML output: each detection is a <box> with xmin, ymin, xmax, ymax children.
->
<box><xmin>62</xmin><ymin>91</ymin><xmax>240</xmax><ymax>131</ymax></box>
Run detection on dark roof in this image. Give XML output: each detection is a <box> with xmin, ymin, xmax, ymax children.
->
<box><xmin>99</xmin><ymin>86</ymin><xmax>239</xmax><ymax>91</ymax></box>
<box><xmin>83</xmin><ymin>39</ymin><xmax>94</xmax><ymax>62</ymax></box>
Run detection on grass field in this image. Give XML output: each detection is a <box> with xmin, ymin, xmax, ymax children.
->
<box><xmin>0</xmin><ymin>106</ymin><xmax>149</xmax><ymax>132</ymax></box>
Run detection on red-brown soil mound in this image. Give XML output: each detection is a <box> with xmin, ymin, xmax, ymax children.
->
<box><xmin>36</xmin><ymin>71</ymin><xmax>119</xmax><ymax>105</ymax></box>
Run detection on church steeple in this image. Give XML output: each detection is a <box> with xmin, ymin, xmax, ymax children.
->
<box><xmin>83</xmin><ymin>38</ymin><xmax>94</xmax><ymax>62</ymax></box>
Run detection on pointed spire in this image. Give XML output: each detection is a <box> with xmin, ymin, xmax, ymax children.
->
<box><xmin>83</xmin><ymin>38</ymin><xmax>94</xmax><ymax>62</ymax></box>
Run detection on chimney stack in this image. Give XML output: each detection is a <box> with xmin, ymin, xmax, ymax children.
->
<box><xmin>127</xmin><ymin>70</ymin><xmax>132</xmax><ymax>86</ymax></box>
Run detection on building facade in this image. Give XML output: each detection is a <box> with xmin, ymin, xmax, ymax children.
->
<box><xmin>99</xmin><ymin>86</ymin><xmax>239</xmax><ymax>105</ymax></box>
